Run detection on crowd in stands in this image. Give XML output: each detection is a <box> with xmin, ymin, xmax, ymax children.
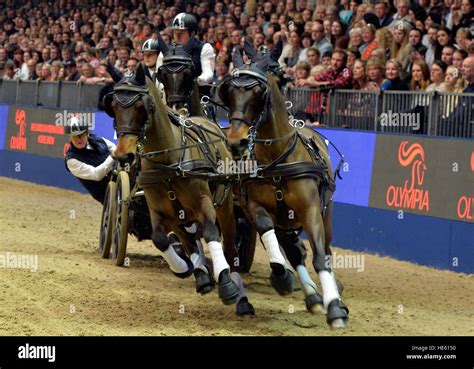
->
<box><xmin>0</xmin><ymin>0</ymin><xmax>473</xmax><ymax>96</ymax></box>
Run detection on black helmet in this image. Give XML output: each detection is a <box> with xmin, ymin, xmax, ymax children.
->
<box><xmin>141</xmin><ymin>38</ymin><xmax>160</xmax><ymax>53</ymax></box>
<box><xmin>171</xmin><ymin>13</ymin><xmax>199</xmax><ymax>34</ymax></box>
<box><xmin>65</xmin><ymin>117</ymin><xmax>88</xmax><ymax>136</ymax></box>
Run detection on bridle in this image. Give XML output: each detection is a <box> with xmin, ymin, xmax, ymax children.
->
<box><xmin>103</xmin><ymin>81</ymin><xmax>154</xmax><ymax>141</ymax></box>
<box><xmin>158</xmin><ymin>54</ymin><xmax>195</xmax><ymax>108</ymax></box>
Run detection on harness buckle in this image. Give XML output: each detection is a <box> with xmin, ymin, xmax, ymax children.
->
<box><xmin>167</xmin><ymin>191</ymin><xmax>177</xmax><ymax>201</ymax></box>
<box><xmin>273</xmin><ymin>176</ymin><xmax>281</xmax><ymax>183</ymax></box>
<box><xmin>264</xmin><ymin>139</ymin><xmax>272</xmax><ymax>146</ymax></box>
<box><xmin>275</xmin><ymin>190</ymin><xmax>284</xmax><ymax>201</ymax></box>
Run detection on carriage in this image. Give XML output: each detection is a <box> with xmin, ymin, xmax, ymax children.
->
<box><xmin>98</xmin><ymin>153</ymin><xmax>257</xmax><ymax>272</ymax></box>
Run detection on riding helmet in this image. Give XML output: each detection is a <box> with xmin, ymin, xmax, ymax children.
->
<box><xmin>65</xmin><ymin>117</ymin><xmax>89</xmax><ymax>136</ymax></box>
<box><xmin>141</xmin><ymin>38</ymin><xmax>160</xmax><ymax>53</ymax></box>
<box><xmin>170</xmin><ymin>13</ymin><xmax>199</xmax><ymax>34</ymax></box>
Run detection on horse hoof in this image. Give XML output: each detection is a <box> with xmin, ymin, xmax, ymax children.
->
<box><xmin>336</xmin><ymin>278</ymin><xmax>344</xmax><ymax>295</ymax></box>
<box><xmin>236</xmin><ymin>297</ymin><xmax>255</xmax><ymax>316</ymax></box>
<box><xmin>326</xmin><ymin>299</ymin><xmax>349</xmax><ymax>329</ymax></box>
<box><xmin>329</xmin><ymin>318</ymin><xmax>347</xmax><ymax>330</ymax></box>
<box><xmin>269</xmin><ymin>263</ymin><xmax>294</xmax><ymax>296</ymax></box>
<box><xmin>194</xmin><ymin>268</ymin><xmax>215</xmax><ymax>295</ymax></box>
<box><xmin>217</xmin><ymin>269</ymin><xmax>239</xmax><ymax>305</ymax></box>
<box><xmin>305</xmin><ymin>293</ymin><xmax>325</xmax><ymax>314</ymax></box>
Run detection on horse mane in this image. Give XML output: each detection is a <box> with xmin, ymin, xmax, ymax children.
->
<box><xmin>145</xmin><ymin>77</ymin><xmax>171</xmax><ymax>125</ymax></box>
<box><xmin>266</xmin><ymin>72</ymin><xmax>288</xmax><ymax>125</ymax></box>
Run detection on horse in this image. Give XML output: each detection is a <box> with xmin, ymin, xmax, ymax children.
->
<box><xmin>156</xmin><ymin>35</ymin><xmax>217</xmax><ymax>120</ymax></box>
<box><xmin>155</xmin><ymin>35</ymin><xmax>206</xmax><ymax>117</ymax></box>
<box><xmin>103</xmin><ymin>64</ymin><xmax>254</xmax><ymax>316</ymax></box>
<box><xmin>218</xmin><ymin>44</ymin><xmax>349</xmax><ymax>328</ymax></box>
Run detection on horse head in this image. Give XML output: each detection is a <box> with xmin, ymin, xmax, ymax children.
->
<box><xmin>157</xmin><ymin>34</ymin><xmax>196</xmax><ymax>111</ymax></box>
<box><xmin>102</xmin><ymin>64</ymin><xmax>155</xmax><ymax>165</ymax></box>
<box><xmin>219</xmin><ymin>38</ymin><xmax>284</xmax><ymax>159</ymax></box>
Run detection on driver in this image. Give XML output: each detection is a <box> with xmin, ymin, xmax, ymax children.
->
<box><xmin>158</xmin><ymin>13</ymin><xmax>216</xmax><ymax>99</ymax></box>
<box><xmin>64</xmin><ymin>120</ymin><xmax>116</xmax><ymax>204</ymax></box>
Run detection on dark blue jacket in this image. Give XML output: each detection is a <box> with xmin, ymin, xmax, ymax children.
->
<box><xmin>65</xmin><ymin>135</ymin><xmax>111</xmax><ymax>203</ymax></box>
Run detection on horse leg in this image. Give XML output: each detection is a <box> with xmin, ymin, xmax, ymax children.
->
<box><xmin>300</xmin><ymin>203</ymin><xmax>348</xmax><ymax>329</ymax></box>
<box><xmin>323</xmin><ymin>202</ymin><xmax>344</xmax><ymax>294</ymax></box>
<box><xmin>170</xmin><ymin>225</ymin><xmax>215</xmax><ymax>295</ymax></box>
<box><xmin>217</xmin><ymin>195</ymin><xmax>255</xmax><ymax>316</ymax></box>
<box><xmin>199</xmin><ymin>196</ymin><xmax>240</xmax><ymax>305</ymax></box>
<box><xmin>149</xmin><ymin>210</ymin><xmax>194</xmax><ymax>278</ymax></box>
<box><xmin>275</xmin><ymin>228</ymin><xmax>325</xmax><ymax>314</ymax></box>
<box><xmin>249</xmin><ymin>203</ymin><xmax>294</xmax><ymax>295</ymax></box>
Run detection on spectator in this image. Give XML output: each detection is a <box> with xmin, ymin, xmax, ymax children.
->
<box><xmin>297</xmin><ymin>32</ymin><xmax>313</xmax><ymax>63</ymax></box>
<box><xmin>455</xmin><ymin>27</ymin><xmax>472</xmax><ymax>52</ymax></box>
<box><xmin>321</xmin><ymin>51</ymin><xmax>333</xmax><ymax>67</ymax></box>
<box><xmin>126</xmin><ymin>58</ymin><xmax>138</xmax><ymax>73</ymax></box>
<box><xmin>367</xmin><ymin>59</ymin><xmax>386</xmax><ymax>86</ymax></box>
<box><xmin>375</xmin><ymin>1</ymin><xmax>394</xmax><ymax>28</ymax></box>
<box><xmin>381</xmin><ymin>59</ymin><xmax>410</xmax><ymax>90</ymax></box>
<box><xmin>64</xmin><ymin>59</ymin><xmax>81</xmax><ymax>81</ymax></box>
<box><xmin>40</xmin><ymin>63</ymin><xmax>53</xmax><ymax>81</ymax></box>
<box><xmin>51</xmin><ymin>60</ymin><xmax>63</xmax><ymax>81</ymax></box>
<box><xmin>453</xmin><ymin>48</ymin><xmax>468</xmax><ymax>68</ymax></box>
<box><xmin>296</xmin><ymin>49</ymin><xmax>353</xmax><ymax>89</ymax></box>
<box><xmin>26</xmin><ymin>59</ymin><xmax>38</xmax><ymax>80</ymax></box>
<box><xmin>423</xmin><ymin>24</ymin><xmax>441</xmax><ymax>66</ymax></box>
<box><xmin>442</xmin><ymin>45</ymin><xmax>456</xmax><ymax>65</ymax></box>
<box><xmin>347</xmin><ymin>46</ymin><xmax>361</xmax><ymax>70</ymax></box>
<box><xmin>410</xmin><ymin>60</ymin><xmax>431</xmax><ymax>90</ymax></box>
<box><xmin>2</xmin><ymin>61</ymin><xmax>15</xmax><ymax>80</ymax></box>
<box><xmin>353</xmin><ymin>59</ymin><xmax>380</xmax><ymax>90</ymax></box>
<box><xmin>331</xmin><ymin>20</ymin><xmax>349</xmax><ymax>49</ymax></box>
<box><xmin>311</xmin><ymin>21</ymin><xmax>333</xmax><ymax>57</ymax></box>
<box><xmin>461</xmin><ymin>55</ymin><xmax>474</xmax><ymax>92</ymax></box>
<box><xmin>427</xmin><ymin>59</ymin><xmax>448</xmax><ymax>91</ymax></box>
<box><xmin>289</xmin><ymin>61</ymin><xmax>311</xmax><ymax>87</ymax></box>
<box><xmin>279</xmin><ymin>30</ymin><xmax>302</xmax><ymax>75</ymax></box>
<box><xmin>348</xmin><ymin>27</ymin><xmax>363</xmax><ymax>49</ymax></box>
<box><xmin>360</xmin><ymin>24</ymin><xmax>378</xmax><ymax>60</ymax></box>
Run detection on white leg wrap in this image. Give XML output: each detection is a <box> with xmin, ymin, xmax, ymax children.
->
<box><xmin>297</xmin><ymin>265</ymin><xmax>318</xmax><ymax>296</ymax></box>
<box><xmin>208</xmin><ymin>241</ymin><xmax>229</xmax><ymax>278</ymax></box>
<box><xmin>261</xmin><ymin>229</ymin><xmax>286</xmax><ymax>266</ymax></box>
<box><xmin>161</xmin><ymin>246</ymin><xmax>188</xmax><ymax>274</ymax></box>
<box><xmin>319</xmin><ymin>270</ymin><xmax>340</xmax><ymax>308</ymax></box>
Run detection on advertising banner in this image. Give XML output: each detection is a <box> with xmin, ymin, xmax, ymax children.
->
<box><xmin>4</xmin><ymin>107</ymin><xmax>115</xmax><ymax>159</ymax></box>
<box><xmin>369</xmin><ymin>135</ymin><xmax>474</xmax><ymax>223</ymax></box>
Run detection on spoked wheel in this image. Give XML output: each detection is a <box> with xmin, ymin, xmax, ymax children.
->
<box><xmin>234</xmin><ymin>204</ymin><xmax>257</xmax><ymax>273</ymax></box>
<box><xmin>98</xmin><ymin>181</ymin><xmax>117</xmax><ymax>258</ymax></box>
<box><xmin>112</xmin><ymin>171</ymin><xmax>130</xmax><ymax>267</ymax></box>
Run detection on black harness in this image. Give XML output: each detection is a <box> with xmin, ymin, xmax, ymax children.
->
<box><xmin>220</xmin><ymin>69</ymin><xmax>345</xmax><ymax>230</ymax></box>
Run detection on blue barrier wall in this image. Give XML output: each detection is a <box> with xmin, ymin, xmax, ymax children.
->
<box><xmin>0</xmin><ymin>105</ymin><xmax>472</xmax><ymax>273</ymax></box>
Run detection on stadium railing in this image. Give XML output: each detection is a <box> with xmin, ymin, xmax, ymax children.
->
<box><xmin>0</xmin><ymin>79</ymin><xmax>472</xmax><ymax>138</ymax></box>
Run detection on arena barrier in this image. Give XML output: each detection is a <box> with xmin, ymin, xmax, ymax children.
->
<box><xmin>0</xmin><ymin>104</ymin><xmax>472</xmax><ymax>273</ymax></box>
<box><xmin>1</xmin><ymin>80</ymin><xmax>473</xmax><ymax>138</ymax></box>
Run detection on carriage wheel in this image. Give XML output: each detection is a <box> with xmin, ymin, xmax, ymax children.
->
<box><xmin>234</xmin><ymin>205</ymin><xmax>257</xmax><ymax>273</ymax></box>
<box><xmin>98</xmin><ymin>181</ymin><xmax>117</xmax><ymax>259</ymax></box>
<box><xmin>112</xmin><ymin>171</ymin><xmax>130</xmax><ymax>267</ymax></box>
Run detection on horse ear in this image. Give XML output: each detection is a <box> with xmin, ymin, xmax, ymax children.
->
<box><xmin>157</xmin><ymin>33</ymin><xmax>169</xmax><ymax>55</ymax></box>
<box><xmin>270</xmin><ymin>36</ymin><xmax>283</xmax><ymax>62</ymax></box>
<box><xmin>135</xmin><ymin>63</ymin><xmax>146</xmax><ymax>86</ymax></box>
<box><xmin>243</xmin><ymin>37</ymin><xmax>256</xmax><ymax>60</ymax></box>
<box><xmin>232</xmin><ymin>47</ymin><xmax>244</xmax><ymax>68</ymax></box>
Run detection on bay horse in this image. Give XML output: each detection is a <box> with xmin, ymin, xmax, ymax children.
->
<box><xmin>218</xmin><ymin>45</ymin><xmax>349</xmax><ymax>328</ymax></box>
<box><xmin>103</xmin><ymin>65</ymin><xmax>254</xmax><ymax>315</ymax></box>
